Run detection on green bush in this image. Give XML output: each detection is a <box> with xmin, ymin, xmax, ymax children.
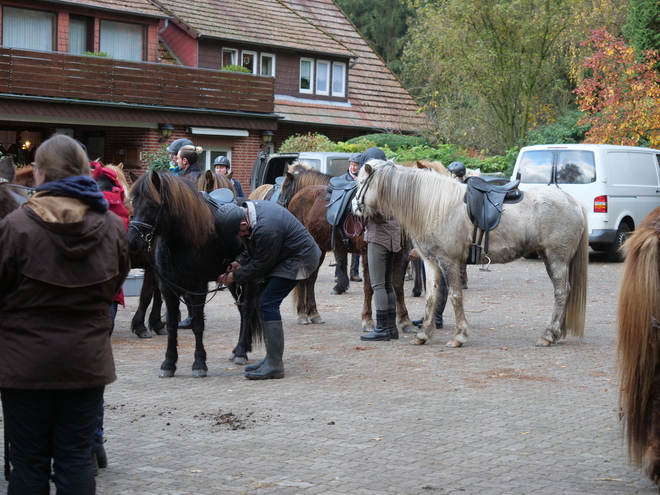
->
<box><xmin>389</xmin><ymin>144</ymin><xmax>513</xmax><ymax>175</ymax></box>
<box><xmin>521</xmin><ymin>109</ymin><xmax>589</xmax><ymax>146</ymax></box>
<box><xmin>346</xmin><ymin>133</ymin><xmax>428</xmax><ymax>151</ymax></box>
<box><xmin>83</xmin><ymin>51</ymin><xmax>110</xmax><ymax>57</ymax></box>
<box><xmin>222</xmin><ymin>64</ymin><xmax>252</xmax><ymax>73</ymax></box>
<box><xmin>278</xmin><ymin>133</ymin><xmax>336</xmax><ymax>153</ymax></box>
<box><xmin>143</xmin><ymin>145</ymin><xmax>171</xmax><ymax>172</ymax></box>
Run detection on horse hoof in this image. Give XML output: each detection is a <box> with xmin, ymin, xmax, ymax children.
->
<box><xmin>297</xmin><ymin>317</ymin><xmax>310</xmax><ymax>325</ymax></box>
<box><xmin>411</xmin><ymin>337</ymin><xmax>426</xmax><ymax>345</ymax></box>
<box><xmin>192</xmin><ymin>369</ymin><xmax>207</xmax><ymax>378</ymax></box>
<box><xmin>310</xmin><ymin>316</ymin><xmax>324</xmax><ymax>324</ymax></box>
<box><xmin>535</xmin><ymin>338</ymin><xmax>552</xmax><ymax>347</ymax></box>
<box><xmin>446</xmin><ymin>339</ymin><xmax>463</xmax><ymax>348</ymax></box>
<box><xmin>136</xmin><ymin>330</ymin><xmax>152</xmax><ymax>339</ymax></box>
<box><xmin>233</xmin><ymin>356</ymin><xmax>247</xmax><ymax>365</ymax></box>
<box><xmin>159</xmin><ymin>369</ymin><xmax>175</xmax><ymax>378</ymax></box>
<box><xmin>330</xmin><ymin>290</ymin><xmax>344</xmax><ymax>295</ymax></box>
<box><xmin>401</xmin><ymin>324</ymin><xmax>417</xmax><ymax>334</ymax></box>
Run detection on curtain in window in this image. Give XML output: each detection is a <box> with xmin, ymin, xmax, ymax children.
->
<box><xmin>332</xmin><ymin>63</ymin><xmax>346</xmax><ymax>96</ymax></box>
<box><xmin>69</xmin><ymin>18</ymin><xmax>87</xmax><ymax>54</ymax></box>
<box><xmin>3</xmin><ymin>7</ymin><xmax>54</xmax><ymax>51</ymax></box>
<box><xmin>99</xmin><ymin>20</ymin><xmax>143</xmax><ymax>61</ymax></box>
<box><xmin>317</xmin><ymin>62</ymin><xmax>329</xmax><ymax>94</ymax></box>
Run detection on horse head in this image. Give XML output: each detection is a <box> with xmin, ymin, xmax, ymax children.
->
<box><xmin>128</xmin><ymin>172</ymin><xmax>164</xmax><ymax>253</ymax></box>
<box><xmin>277</xmin><ymin>170</ymin><xmax>297</xmax><ymax>208</ymax></box>
<box><xmin>352</xmin><ymin>160</ymin><xmax>384</xmax><ymax>218</ymax></box>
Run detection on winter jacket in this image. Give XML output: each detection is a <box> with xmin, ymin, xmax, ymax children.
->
<box><xmin>0</xmin><ymin>193</ymin><xmax>130</xmax><ymax>390</ymax></box>
<box><xmin>232</xmin><ymin>179</ymin><xmax>245</xmax><ymax>199</ymax></box>
<box><xmin>232</xmin><ymin>200</ymin><xmax>321</xmax><ymax>285</ymax></box>
<box><xmin>180</xmin><ymin>163</ymin><xmax>201</xmax><ymax>182</ymax></box>
<box><xmin>365</xmin><ymin>216</ymin><xmax>401</xmax><ymax>253</ymax></box>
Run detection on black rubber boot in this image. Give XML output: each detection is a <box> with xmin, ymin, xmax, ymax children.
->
<box><xmin>387</xmin><ymin>310</ymin><xmax>399</xmax><ymax>339</ymax></box>
<box><xmin>245</xmin><ymin>321</ymin><xmax>285</xmax><ymax>380</ymax></box>
<box><xmin>96</xmin><ymin>443</ymin><xmax>108</xmax><ymax>468</ymax></box>
<box><xmin>361</xmin><ymin>311</ymin><xmax>390</xmax><ymax>341</ymax></box>
<box><xmin>244</xmin><ymin>357</ymin><xmax>266</xmax><ymax>372</ymax></box>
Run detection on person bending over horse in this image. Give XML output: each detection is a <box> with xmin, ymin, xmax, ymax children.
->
<box><xmin>215</xmin><ymin>200</ymin><xmax>321</xmax><ymax>379</ymax></box>
<box><xmin>0</xmin><ymin>134</ymin><xmax>129</xmax><ymax>494</ymax></box>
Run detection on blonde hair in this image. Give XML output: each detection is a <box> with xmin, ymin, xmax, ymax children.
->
<box><xmin>178</xmin><ymin>145</ymin><xmax>203</xmax><ymax>166</ymax></box>
<box><xmin>34</xmin><ymin>134</ymin><xmax>90</xmax><ymax>181</ymax></box>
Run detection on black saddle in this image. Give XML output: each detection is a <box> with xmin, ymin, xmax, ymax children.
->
<box><xmin>270</xmin><ymin>175</ymin><xmax>285</xmax><ymax>204</ymax></box>
<box><xmin>202</xmin><ymin>188</ymin><xmax>236</xmax><ymax>212</ymax></box>
<box><xmin>325</xmin><ymin>176</ymin><xmax>358</xmax><ymax>251</ymax></box>
<box><xmin>465</xmin><ymin>177</ymin><xmax>523</xmax><ymax>264</ymax></box>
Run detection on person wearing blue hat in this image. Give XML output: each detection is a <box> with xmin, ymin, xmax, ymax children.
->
<box><xmin>338</xmin><ymin>152</ymin><xmax>363</xmax><ymax>282</ymax></box>
<box><xmin>166</xmin><ymin>138</ymin><xmax>193</xmax><ymax>175</ymax></box>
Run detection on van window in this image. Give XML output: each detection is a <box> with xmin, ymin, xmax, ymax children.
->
<box><xmin>519</xmin><ymin>150</ymin><xmax>596</xmax><ymax>184</ymax></box>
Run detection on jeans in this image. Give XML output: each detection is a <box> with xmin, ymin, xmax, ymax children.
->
<box><xmin>367</xmin><ymin>243</ymin><xmax>396</xmax><ymax>312</ymax></box>
<box><xmin>258</xmin><ymin>276</ymin><xmax>299</xmax><ymax>322</ymax></box>
<box><xmin>2</xmin><ymin>387</ymin><xmax>104</xmax><ymax>495</ymax></box>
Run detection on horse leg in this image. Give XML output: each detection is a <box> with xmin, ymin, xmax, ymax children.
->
<box><xmin>361</xmin><ymin>250</ymin><xmax>375</xmax><ymax>331</ymax></box>
<box><xmin>644</xmin><ymin>369</ymin><xmax>660</xmax><ymax>487</ymax></box>
<box><xmin>412</xmin><ymin>260</ymin><xmax>441</xmax><ymax>345</ymax></box>
<box><xmin>535</xmin><ymin>257</ymin><xmax>569</xmax><ymax>347</ymax></box>
<box><xmin>190</xmin><ymin>297</ymin><xmax>208</xmax><ymax>378</ymax></box>
<box><xmin>230</xmin><ymin>281</ymin><xmax>262</xmax><ymax>365</ymax></box>
<box><xmin>412</xmin><ymin>258</ymin><xmax>423</xmax><ymax>297</ymax></box>
<box><xmin>159</xmin><ymin>287</ymin><xmax>180</xmax><ymax>378</ymax></box>
<box><xmin>392</xmin><ymin>249</ymin><xmax>415</xmax><ymax>333</ymax></box>
<box><xmin>294</xmin><ymin>255</ymin><xmax>324</xmax><ymax>325</ymax></box>
<box><xmin>145</xmin><ymin>268</ymin><xmax>166</xmax><ymax>335</ymax></box>
<box><xmin>306</xmin><ymin>264</ymin><xmax>324</xmax><ymax>324</ymax></box>
<box><xmin>332</xmin><ymin>252</ymin><xmax>349</xmax><ymax>294</ymax></box>
<box><xmin>443</xmin><ymin>261</ymin><xmax>471</xmax><ymax>347</ymax></box>
<box><xmin>130</xmin><ymin>277</ymin><xmax>153</xmax><ymax>339</ymax></box>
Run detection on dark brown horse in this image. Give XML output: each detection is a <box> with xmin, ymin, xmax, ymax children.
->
<box><xmin>618</xmin><ymin>205</ymin><xmax>660</xmax><ymax>486</ymax></box>
<box><xmin>287</xmin><ymin>185</ymin><xmax>414</xmax><ymax>333</ymax></box>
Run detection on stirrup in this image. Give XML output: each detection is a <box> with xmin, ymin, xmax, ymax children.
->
<box><xmin>479</xmin><ymin>254</ymin><xmax>492</xmax><ymax>272</ymax></box>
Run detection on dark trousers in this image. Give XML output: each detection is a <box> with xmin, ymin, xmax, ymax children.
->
<box><xmin>367</xmin><ymin>243</ymin><xmax>395</xmax><ymax>312</ymax></box>
<box><xmin>351</xmin><ymin>254</ymin><xmax>360</xmax><ymax>277</ymax></box>
<box><xmin>2</xmin><ymin>387</ymin><xmax>104</xmax><ymax>495</ymax></box>
<box><xmin>259</xmin><ymin>276</ymin><xmax>299</xmax><ymax>322</ymax></box>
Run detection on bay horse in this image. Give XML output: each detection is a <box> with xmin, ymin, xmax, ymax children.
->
<box><xmin>617</xmin><ymin>205</ymin><xmax>660</xmax><ymax>486</ymax></box>
<box><xmin>353</xmin><ymin>160</ymin><xmax>589</xmax><ymax>347</ymax></box>
<box><xmin>128</xmin><ymin>172</ymin><xmax>262</xmax><ymax>377</ymax></box>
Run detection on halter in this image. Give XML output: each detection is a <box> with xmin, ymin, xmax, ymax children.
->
<box><xmin>353</xmin><ymin>168</ymin><xmax>378</xmax><ymax>215</ymax></box>
<box><xmin>129</xmin><ymin>198</ymin><xmax>165</xmax><ymax>252</ymax></box>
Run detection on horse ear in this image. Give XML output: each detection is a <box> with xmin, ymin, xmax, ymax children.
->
<box><xmin>416</xmin><ymin>160</ymin><xmax>428</xmax><ymax>170</ymax></box>
<box><xmin>151</xmin><ymin>170</ymin><xmax>162</xmax><ymax>192</ymax></box>
<box><xmin>129</xmin><ymin>171</ymin><xmax>139</xmax><ymax>183</ymax></box>
<box><xmin>117</xmin><ymin>162</ymin><xmax>124</xmax><ymax>170</ymax></box>
<box><xmin>365</xmin><ymin>163</ymin><xmax>373</xmax><ymax>175</ymax></box>
<box><xmin>205</xmin><ymin>170</ymin><xmax>213</xmax><ymax>180</ymax></box>
<box><xmin>286</xmin><ymin>171</ymin><xmax>294</xmax><ymax>180</ymax></box>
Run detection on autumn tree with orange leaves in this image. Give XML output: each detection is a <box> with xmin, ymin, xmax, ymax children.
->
<box><xmin>575</xmin><ymin>28</ymin><xmax>660</xmax><ymax>148</ymax></box>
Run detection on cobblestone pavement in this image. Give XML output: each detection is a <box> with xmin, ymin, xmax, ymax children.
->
<box><xmin>3</xmin><ymin>254</ymin><xmax>658</xmax><ymax>494</ymax></box>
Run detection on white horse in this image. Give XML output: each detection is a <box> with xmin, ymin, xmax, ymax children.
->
<box><xmin>352</xmin><ymin>160</ymin><xmax>589</xmax><ymax>348</ymax></box>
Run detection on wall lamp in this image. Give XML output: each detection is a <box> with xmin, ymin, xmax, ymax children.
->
<box><xmin>159</xmin><ymin>124</ymin><xmax>174</xmax><ymax>143</ymax></box>
<box><xmin>260</xmin><ymin>130</ymin><xmax>274</xmax><ymax>148</ymax></box>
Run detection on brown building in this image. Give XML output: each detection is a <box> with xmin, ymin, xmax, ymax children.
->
<box><xmin>0</xmin><ymin>0</ymin><xmax>424</xmax><ymax>192</ymax></box>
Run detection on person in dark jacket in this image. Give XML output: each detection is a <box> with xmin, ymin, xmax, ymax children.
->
<box><xmin>0</xmin><ymin>134</ymin><xmax>130</xmax><ymax>494</ymax></box>
<box><xmin>177</xmin><ymin>144</ymin><xmax>203</xmax><ymax>182</ymax></box>
<box><xmin>215</xmin><ymin>200</ymin><xmax>321</xmax><ymax>380</ymax></box>
<box><xmin>167</xmin><ymin>138</ymin><xmax>193</xmax><ymax>175</ymax></box>
<box><xmin>214</xmin><ymin>156</ymin><xmax>245</xmax><ymax>198</ymax></box>
<box><xmin>359</xmin><ymin>147</ymin><xmax>402</xmax><ymax>342</ymax></box>
<box><xmin>339</xmin><ymin>152</ymin><xmax>363</xmax><ymax>281</ymax></box>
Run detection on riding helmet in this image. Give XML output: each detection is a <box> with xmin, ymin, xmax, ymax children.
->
<box><xmin>448</xmin><ymin>161</ymin><xmax>466</xmax><ymax>178</ymax></box>
<box><xmin>214</xmin><ymin>203</ymin><xmax>246</xmax><ymax>241</ymax></box>
<box><xmin>359</xmin><ymin>147</ymin><xmax>387</xmax><ymax>167</ymax></box>
<box><xmin>214</xmin><ymin>156</ymin><xmax>231</xmax><ymax>168</ymax></box>
<box><xmin>166</xmin><ymin>138</ymin><xmax>193</xmax><ymax>154</ymax></box>
<box><xmin>349</xmin><ymin>152</ymin><xmax>362</xmax><ymax>164</ymax></box>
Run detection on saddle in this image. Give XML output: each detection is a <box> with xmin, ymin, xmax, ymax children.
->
<box><xmin>464</xmin><ymin>177</ymin><xmax>523</xmax><ymax>265</ymax></box>
<box><xmin>325</xmin><ymin>176</ymin><xmax>359</xmax><ymax>251</ymax></box>
<box><xmin>269</xmin><ymin>175</ymin><xmax>285</xmax><ymax>204</ymax></box>
<box><xmin>202</xmin><ymin>187</ymin><xmax>235</xmax><ymax>211</ymax></box>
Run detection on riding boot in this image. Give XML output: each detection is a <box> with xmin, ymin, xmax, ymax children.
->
<box><xmin>387</xmin><ymin>309</ymin><xmax>399</xmax><ymax>339</ymax></box>
<box><xmin>245</xmin><ymin>320</ymin><xmax>285</xmax><ymax>380</ymax></box>
<box><xmin>434</xmin><ymin>277</ymin><xmax>449</xmax><ymax>329</ymax></box>
<box><xmin>412</xmin><ymin>317</ymin><xmax>424</xmax><ymax>327</ymax></box>
<box><xmin>244</xmin><ymin>356</ymin><xmax>266</xmax><ymax>372</ymax></box>
<box><xmin>360</xmin><ymin>310</ymin><xmax>390</xmax><ymax>341</ymax></box>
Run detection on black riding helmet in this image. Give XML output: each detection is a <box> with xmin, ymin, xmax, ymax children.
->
<box><xmin>166</xmin><ymin>138</ymin><xmax>193</xmax><ymax>154</ymax></box>
<box><xmin>359</xmin><ymin>147</ymin><xmax>387</xmax><ymax>167</ymax></box>
<box><xmin>448</xmin><ymin>161</ymin><xmax>466</xmax><ymax>178</ymax></box>
<box><xmin>214</xmin><ymin>156</ymin><xmax>231</xmax><ymax>168</ymax></box>
<box><xmin>214</xmin><ymin>203</ymin><xmax>246</xmax><ymax>242</ymax></box>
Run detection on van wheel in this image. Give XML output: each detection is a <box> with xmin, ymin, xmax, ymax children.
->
<box><xmin>607</xmin><ymin>222</ymin><xmax>632</xmax><ymax>262</ymax></box>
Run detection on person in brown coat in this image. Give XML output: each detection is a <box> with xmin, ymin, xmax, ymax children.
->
<box><xmin>0</xmin><ymin>134</ymin><xmax>130</xmax><ymax>494</ymax></box>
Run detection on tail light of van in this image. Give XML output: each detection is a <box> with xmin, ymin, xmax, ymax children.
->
<box><xmin>594</xmin><ymin>195</ymin><xmax>607</xmax><ymax>213</ymax></box>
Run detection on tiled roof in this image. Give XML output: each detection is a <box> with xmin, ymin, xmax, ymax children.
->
<box><xmin>45</xmin><ymin>0</ymin><xmax>167</xmax><ymax>18</ymax></box>
<box><xmin>155</xmin><ymin>0</ymin><xmax>353</xmax><ymax>57</ymax></box>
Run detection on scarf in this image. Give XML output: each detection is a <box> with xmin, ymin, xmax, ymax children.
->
<box><xmin>36</xmin><ymin>175</ymin><xmax>109</xmax><ymax>212</ymax></box>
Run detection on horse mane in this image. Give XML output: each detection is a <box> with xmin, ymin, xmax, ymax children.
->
<box><xmin>370</xmin><ymin>160</ymin><xmax>464</xmax><ymax>239</ymax></box>
<box><xmin>287</xmin><ymin>160</ymin><xmax>313</xmax><ymax>174</ymax></box>
<box><xmin>130</xmin><ymin>172</ymin><xmax>213</xmax><ymax>249</ymax></box>
<box><xmin>197</xmin><ymin>170</ymin><xmax>235</xmax><ymax>194</ymax></box>
<box><xmin>412</xmin><ymin>160</ymin><xmax>450</xmax><ymax>176</ymax></box>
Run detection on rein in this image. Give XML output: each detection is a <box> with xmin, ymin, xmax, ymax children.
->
<box><xmin>354</xmin><ymin>168</ymin><xmax>378</xmax><ymax>215</ymax></box>
<box><xmin>0</xmin><ymin>178</ymin><xmax>35</xmax><ymax>195</ymax></box>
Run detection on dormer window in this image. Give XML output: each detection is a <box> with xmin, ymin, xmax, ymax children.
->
<box><xmin>260</xmin><ymin>53</ymin><xmax>275</xmax><ymax>77</ymax></box>
<box><xmin>316</xmin><ymin>60</ymin><xmax>330</xmax><ymax>96</ymax></box>
<box><xmin>242</xmin><ymin>51</ymin><xmax>256</xmax><ymax>74</ymax></box>
<box><xmin>222</xmin><ymin>48</ymin><xmax>237</xmax><ymax>66</ymax></box>
<box><xmin>300</xmin><ymin>58</ymin><xmax>314</xmax><ymax>94</ymax></box>
<box><xmin>299</xmin><ymin>57</ymin><xmax>347</xmax><ymax>98</ymax></box>
<box><xmin>332</xmin><ymin>62</ymin><xmax>346</xmax><ymax>97</ymax></box>
<box><xmin>2</xmin><ymin>6</ymin><xmax>55</xmax><ymax>51</ymax></box>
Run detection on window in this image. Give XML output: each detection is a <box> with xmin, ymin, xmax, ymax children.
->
<box><xmin>260</xmin><ymin>53</ymin><xmax>275</xmax><ymax>77</ymax></box>
<box><xmin>300</xmin><ymin>58</ymin><xmax>314</xmax><ymax>94</ymax></box>
<box><xmin>69</xmin><ymin>16</ymin><xmax>91</xmax><ymax>54</ymax></box>
<box><xmin>99</xmin><ymin>20</ymin><xmax>144</xmax><ymax>61</ymax></box>
<box><xmin>2</xmin><ymin>6</ymin><xmax>55</xmax><ymax>51</ymax></box>
<box><xmin>316</xmin><ymin>60</ymin><xmax>330</xmax><ymax>96</ymax></box>
<box><xmin>222</xmin><ymin>48</ymin><xmax>237</xmax><ymax>67</ymax></box>
<box><xmin>201</xmin><ymin>149</ymin><xmax>231</xmax><ymax>172</ymax></box>
<box><xmin>332</xmin><ymin>62</ymin><xmax>346</xmax><ymax>97</ymax></box>
<box><xmin>242</xmin><ymin>51</ymin><xmax>256</xmax><ymax>74</ymax></box>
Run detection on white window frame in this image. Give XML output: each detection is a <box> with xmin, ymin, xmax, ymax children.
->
<box><xmin>332</xmin><ymin>61</ymin><xmax>347</xmax><ymax>97</ymax></box>
<box><xmin>201</xmin><ymin>148</ymin><xmax>231</xmax><ymax>172</ymax></box>
<box><xmin>222</xmin><ymin>48</ymin><xmax>238</xmax><ymax>67</ymax></box>
<box><xmin>260</xmin><ymin>53</ymin><xmax>276</xmax><ymax>77</ymax></box>
<box><xmin>241</xmin><ymin>50</ymin><xmax>257</xmax><ymax>74</ymax></box>
<box><xmin>299</xmin><ymin>58</ymin><xmax>314</xmax><ymax>94</ymax></box>
<box><xmin>316</xmin><ymin>60</ymin><xmax>330</xmax><ymax>96</ymax></box>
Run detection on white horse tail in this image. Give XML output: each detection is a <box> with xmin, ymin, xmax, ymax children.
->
<box><xmin>565</xmin><ymin>209</ymin><xmax>589</xmax><ymax>338</ymax></box>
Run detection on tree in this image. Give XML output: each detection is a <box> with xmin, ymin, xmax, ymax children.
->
<box><xmin>574</xmin><ymin>28</ymin><xmax>660</xmax><ymax>148</ymax></box>
<box><xmin>623</xmin><ymin>0</ymin><xmax>660</xmax><ymax>54</ymax></box>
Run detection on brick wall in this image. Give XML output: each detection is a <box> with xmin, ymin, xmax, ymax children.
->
<box><xmin>56</xmin><ymin>11</ymin><xmax>69</xmax><ymax>52</ymax></box>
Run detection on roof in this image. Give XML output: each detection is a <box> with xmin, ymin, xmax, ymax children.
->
<box><xmin>42</xmin><ymin>0</ymin><xmax>167</xmax><ymax>18</ymax></box>
<box><xmin>154</xmin><ymin>0</ymin><xmax>354</xmax><ymax>57</ymax></box>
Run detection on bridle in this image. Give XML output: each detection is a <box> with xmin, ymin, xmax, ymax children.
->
<box><xmin>129</xmin><ymin>199</ymin><xmax>165</xmax><ymax>252</ymax></box>
<box><xmin>353</xmin><ymin>168</ymin><xmax>378</xmax><ymax>215</ymax></box>
<box><xmin>0</xmin><ymin>177</ymin><xmax>36</xmax><ymax>195</ymax></box>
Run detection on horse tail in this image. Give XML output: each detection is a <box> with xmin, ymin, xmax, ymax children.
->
<box><xmin>565</xmin><ymin>209</ymin><xmax>589</xmax><ymax>338</ymax></box>
<box><xmin>618</xmin><ymin>225</ymin><xmax>660</xmax><ymax>466</ymax></box>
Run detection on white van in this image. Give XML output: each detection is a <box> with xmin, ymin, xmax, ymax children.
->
<box><xmin>250</xmin><ymin>151</ymin><xmax>352</xmax><ymax>190</ymax></box>
<box><xmin>511</xmin><ymin>144</ymin><xmax>660</xmax><ymax>261</ymax></box>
